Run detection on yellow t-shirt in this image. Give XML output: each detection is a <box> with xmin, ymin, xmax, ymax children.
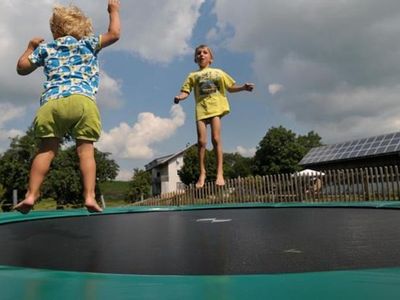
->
<box><xmin>180</xmin><ymin>67</ymin><xmax>235</xmax><ymax>121</ymax></box>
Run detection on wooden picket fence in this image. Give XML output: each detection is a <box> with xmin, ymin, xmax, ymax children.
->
<box><xmin>133</xmin><ymin>166</ymin><xmax>400</xmax><ymax>206</ymax></box>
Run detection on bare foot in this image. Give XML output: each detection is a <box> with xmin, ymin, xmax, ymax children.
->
<box><xmin>215</xmin><ymin>175</ymin><xmax>225</xmax><ymax>187</ymax></box>
<box><xmin>14</xmin><ymin>198</ymin><xmax>36</xmax><ymax>214</ymax></box>
<box><xmin>85</xmin><ymin>200</ymin><xmax>103</xmax><ymax>213</ymax></box>
<box><xmin>195</xmin><ymin>173</ymin><xmax>206</xmax><ymax>188</ymax></box>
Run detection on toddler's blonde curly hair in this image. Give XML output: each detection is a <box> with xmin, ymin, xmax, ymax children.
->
<box><xmin>50</xmin><ymin>5</ymin><xmax>93</xmax><ymax>40</ymax></box>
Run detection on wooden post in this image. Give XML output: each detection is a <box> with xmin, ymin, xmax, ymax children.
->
<box><xmin>12</xmin><ymin>189</ymin><xmax>18</xmax><ymax>207</ymax></box>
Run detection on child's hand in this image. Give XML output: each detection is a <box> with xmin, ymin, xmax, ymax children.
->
<box><xmin>244</xmin><ymin>83</ymin><xmax>255</xmax><ymax>92</ymax></box>
<box><xmin>108</xmin><ymin>0</ymin><xmax>120</xmax><ymax>13</ymax></box>
<box><xmin>28</xmin><ymin>37</ymin><xmax>44</xmax><ymax>50</ymax></box>
<box><xmin>174</xmin><ymin>92</ymin><xmax>189</xmax><ymax>104</ymax></box>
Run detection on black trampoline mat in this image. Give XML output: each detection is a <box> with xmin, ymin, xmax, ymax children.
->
<box><xmin>1</xmin><ymin>207</ymin><xmax>400</xmax><ymax>275</ymax></box>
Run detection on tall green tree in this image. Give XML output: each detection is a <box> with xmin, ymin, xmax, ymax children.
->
<box><xmin>253</xmin><ymin>126</ymin><xmax>322</xmax><ymax>175</ymax></box>
<box><xmin>127</xmin><ymin>168</ymin><xmax>151</xmax><ymax>202</ymax></box>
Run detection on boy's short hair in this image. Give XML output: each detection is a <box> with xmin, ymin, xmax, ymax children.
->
<box><xmin>194</xmin><ymin>44</ymin><xmax>214</xmax><ymax>63</ymax></box>
<box><xmin>50</xmin><ymin>5</ymin><xmax>93</xmax><ymax>40</ymax></box>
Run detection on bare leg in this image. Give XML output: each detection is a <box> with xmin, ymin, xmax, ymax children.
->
<box><xmin>196</xmin><ymin>120</ymin><xmax>207</xmax><ymax>188</ymax></box>
<box><xmin>14</xmin><ymin>138</ymin><xmax>59</xmax><ymax>214</ymax></box>
<box><xmin>210</xmin><ymin>116</ymin><xmax>225</xmax><ymax>186</ymax></box>
<box><xmin>76</xmin><ymin>140</ymin><xmax>102</xmax><ymax>213</ymax></box>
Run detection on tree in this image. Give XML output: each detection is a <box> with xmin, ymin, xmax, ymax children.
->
<box><xmin>223</xmin><ymin>153</ymin><xmax>253</xmax><ymax>178</ymax></box>
<box><xmin>178</xmin><ymin>145</ymin><xmax>216</xmax><ymax>185</ymax></box>
<box><xmin>0</xmin><ymin>127</ymin><xmax>119</xmax><ymax>209</ymax></box>
<box><xmin>178</xmin><ymin>145</ymin><xmax>252</xmax><ymax>185</ymax></box>
<box><xmin>41</xmin><ymin>146</ymin><xmax>119</xmax><ymax>206</ymax></box>
<box><xmin>253</xmin><ymin>126</ymin><xmax>322</xmax><ymax>175</ymax></box>
<box><xmin>297</xmin><ymin>131</ymin><xmax>322</xmax><ymax>152</ymax></box>
<box><xmin>0</xmin><ymin>127</ymin><xmax>37</xmax><ymax>210</ymax></box>
<box><xmin>94</xmin><ymin>149</ymin><xmax>119</xmax><ymax>183</ymax></box>
<box><xmin>127</xmin><ymin>168</ymin><xmax>151</xmax><ymax>202</ymax></box>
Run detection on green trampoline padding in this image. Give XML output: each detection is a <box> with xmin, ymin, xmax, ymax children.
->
<box><xmin>2</xmin><ymin>202</ymin><xmax>400</xmax><ymax>299</ymax></box>
<box><xmin>1</xmin><ymin>265</ymin><xmax>400</xmax><ymax>300</ymax></box>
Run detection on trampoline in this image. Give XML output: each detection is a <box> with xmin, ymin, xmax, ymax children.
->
<box><xmin>2</xmin><ymin>202</ymin><xmax>400</xmax><ymax>299</ymax></box>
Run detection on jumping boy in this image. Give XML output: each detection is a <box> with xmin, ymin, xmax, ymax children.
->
<box><xmin>14</xmin><ymin>0</ymin><xmax>121</xmax><ymax>213</ymax></box>
<box><xmin>174</xmin><ymin>45</ymin><xmax>254</xmax><ymax>188</ymax></box>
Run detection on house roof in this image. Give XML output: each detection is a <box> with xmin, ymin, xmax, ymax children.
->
<box><xmin>300</xmin><ymin>131</ymin><xmax>400</xmax><ymax>166</ymax></box>
<box><xmin>145</xmin><ymin>144</ymin><xmax>193</xmax><ymax>171</ymax></box>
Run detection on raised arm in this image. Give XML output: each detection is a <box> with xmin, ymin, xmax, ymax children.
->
<box><xmin>16</xmin><ymin>37</ymin><xmax>44</xmax><ymax>76</ymax></box>
<box><xmin>101</xmin><ymin>0</ymin><xmax>121</xmax><ymax>48</ymax></box>
<box><xmin>227</xmin><ymin>83</ymin><xmax>255</xmax><ymax>93</ymax></box>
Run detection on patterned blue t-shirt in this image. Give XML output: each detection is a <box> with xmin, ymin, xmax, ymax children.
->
<box><xmin>29</xmin><ymin>35</ymin><xmax>101</xmax><ymax>105</ymax></box>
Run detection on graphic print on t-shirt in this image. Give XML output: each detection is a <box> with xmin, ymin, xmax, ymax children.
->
<box><xmin>197</xmin><ymin>71</ymin><xmax>220</xmax><ymax>96</ymax></box>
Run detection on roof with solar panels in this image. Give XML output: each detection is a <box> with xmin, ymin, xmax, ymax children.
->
<box><xmin>300</xmin><ymin>131</ymin><xmax>400</xmax><ymax>168</ymax></box>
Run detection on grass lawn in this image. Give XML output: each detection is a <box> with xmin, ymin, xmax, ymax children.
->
<box><xmin>99</xmin><ymin>180</ymin><xmax>130</xmax><ymax>201</ymax></box>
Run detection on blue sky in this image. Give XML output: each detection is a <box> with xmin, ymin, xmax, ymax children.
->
<box><xmin>3</xmin><ymin>0</ymin><xmax>400</xmax><ymax>180</ymax></box>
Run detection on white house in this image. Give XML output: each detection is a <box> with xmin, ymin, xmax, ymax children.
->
<box><xmin>145</xmin><ymin>145</ymin><xmax>192</xmax><ymax>196</ymax></box>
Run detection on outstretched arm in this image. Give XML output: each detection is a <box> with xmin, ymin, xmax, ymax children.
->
<box><xmin>101</xmin><ymin>0</ymin><xmax>121</xmax><ymax>48</ymax></box>
<box><xmin>16</xmin><ymin>37</ymin><xmax>44</xmax><ymax>75</ymax></box>
<box><xmin>174</xmin><ymin>91</ymin><xmax>189</xmax><ymax>104</ymax></box>
<box><xmin>227</xmin><ymin>83</ymin><xmax>255</xmax><ymax>93</ymax></box>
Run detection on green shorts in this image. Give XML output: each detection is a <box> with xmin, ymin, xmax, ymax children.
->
<box><xmin>34</xmin><ymin>95</ymin><xmax>101</xmax><ymax>141</ymax></box>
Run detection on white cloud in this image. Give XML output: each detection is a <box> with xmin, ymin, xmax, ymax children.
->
<box><xmin>268</xmin><ymin>83</ymin><xmax>284</xmax><ymax>95</ymax></box>
<box><xmin>97</xmin><ymin>70</ymin><xmax>123</xmax><ymax>109</ymax></box>
<box><xmin>51</xmin><ymin>0</ymin><xmax>205</xmax><ymax>63</ymax></box>
<box><xmin>0</xmin><ymin>0</ymin><xmax>51</xmax><ymax>105</ymax></box>
<box><xmin>211</xmin><ymin>0</ymin><xmax>400</xmax><ymax>142</ymax></box>
<box><xmin>235</xmin><ymin>146</ymin><xmax>256</xmax><ymax>157</ymax></box>
<box><xmin>302</xmin><ymin>84</ymin><xmax>400</xmax><ymax>142</ymax></box>
<box><xmin>0</xmin><ymin>103</ymin><xmax>26</xmax><ymax>126</ymax></box>
<box><xmin>116</xmin><ymin>169</ymin><xmax>133</xmax><ymax>181</ymax></box>
<box><xmin>77</xmin><ymin>0</ymin><xmax>205</xmax><ymax>62</ymax></box>
<box><xmin>96</xmin><ymin>105</ymin><xmax>185</xmax><ymax>159</ymax></box>
<box><xmin>101</xmin><ymin>0</ymin><xmax>205</xmax><ymax>63</ymax></box>
<box><xmin>0</xmin><ymin>103</ymin><xmax>26</xmax><ymax>152</ymax></box>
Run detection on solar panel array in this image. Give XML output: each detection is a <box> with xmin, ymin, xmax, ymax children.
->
<box><xmin>300</xmin><ymin>132</ymin><xmax>400</xmax><ymax>165</ymax></box>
